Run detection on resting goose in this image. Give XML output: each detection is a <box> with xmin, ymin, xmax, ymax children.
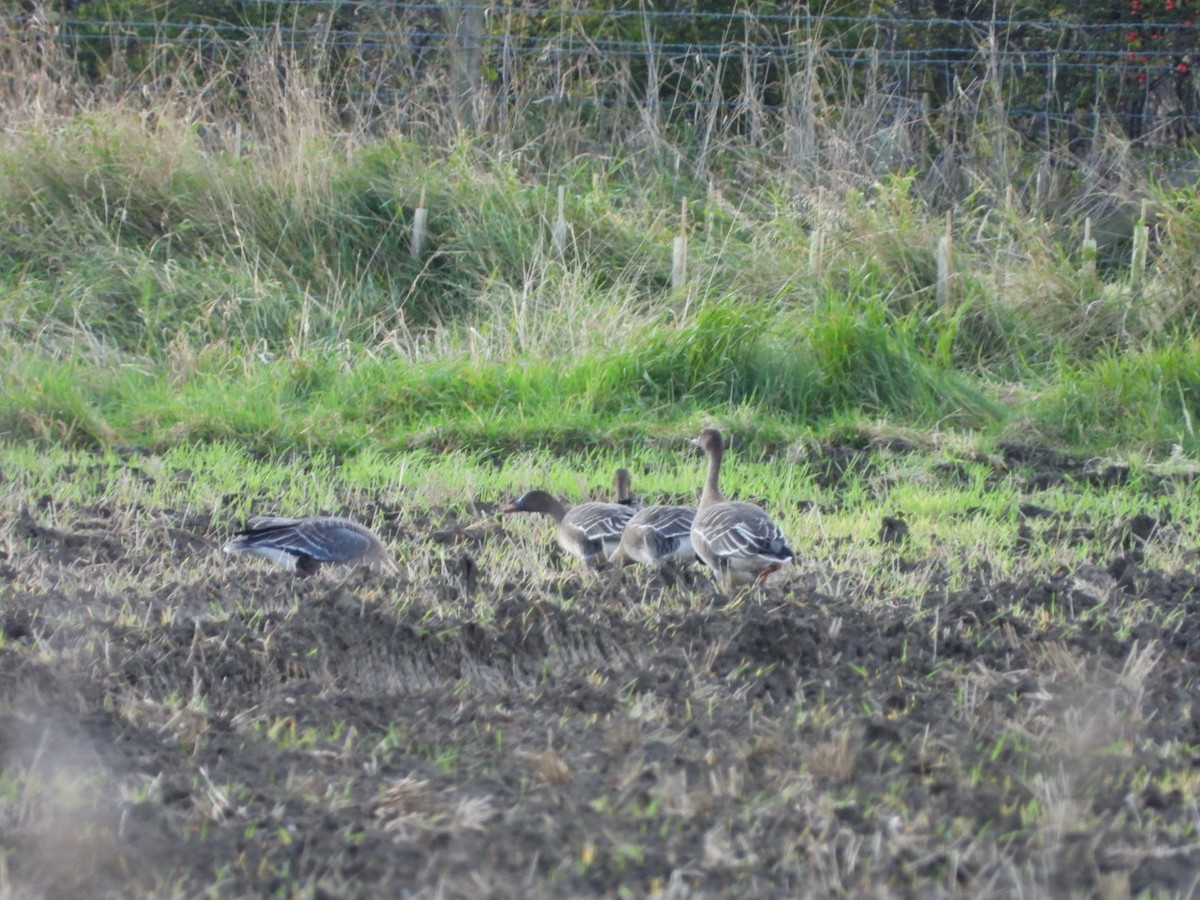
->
<box><xmin>690</xmin><ymin>428</ymin><xmax>793</xmax><ymax>589</ymax></box>
<box><xmin>223</xmin><ymin>515</ymin><xmax>394</xmax><ymax>576</ymax></box>
<box><xmin>503</xmin><ymin>481</ymin><xmax>635</xmax><ymax>568</ymax></box>
<box><xmin>613</xmin><ymin>504</ymin><xmax>696</xmax><ymax>567</ymax></box>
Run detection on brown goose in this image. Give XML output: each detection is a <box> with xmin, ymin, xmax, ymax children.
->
<box><xmin>612</xmin><ymin>504</ymin><xmax>696</xmax><ymax>567</ymax></box>
<box><xmin>223</xmin><ymin>515</ymin><xmax>394</xmax><ymax>576</ymax></box>
<box><xmin>503</xmin><ymin>483</ymin><xmax>635</xmax><ymax>568</ymax></box>
<box><xmin>690</xmin><ymin>428</ymin><xmax>793</xmax><ymax>589</ymax></box>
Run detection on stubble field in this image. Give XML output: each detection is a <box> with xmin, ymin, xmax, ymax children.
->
<box><xmin>2</xmin><ymin>439</ymin><xmax>1199</xmax><ymax>898</ymax></box>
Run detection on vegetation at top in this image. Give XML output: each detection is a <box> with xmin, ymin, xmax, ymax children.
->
<box><xmin>1</xmin><ymin>3</ymin><xmax>1200</xmax><ymax>458</ymax></box>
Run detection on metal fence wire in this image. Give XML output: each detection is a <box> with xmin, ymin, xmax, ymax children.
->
<box><xmin>5</xmin><ymin>2</ymin><xmax>1198</xmax><ymax>145</ymax></box>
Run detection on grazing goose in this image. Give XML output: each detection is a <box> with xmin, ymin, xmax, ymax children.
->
<box><xmin>223</xmin><ymin>515</ymin><xmax>394</xmax><ymax>576</ymax></box>
<box><xmin>612</xmin><ymin>504</ymin><xmax>696</xmax><ymax>567</ymax></box>
<box><xmin>503</xmin><ymin>484</ymin><xmax>635</xmax><ymax>568</ymax></box>
<box><xmin>690</xmin><ymin>428</ymin><xmax>793</xmax><ymax>589</ymax></box>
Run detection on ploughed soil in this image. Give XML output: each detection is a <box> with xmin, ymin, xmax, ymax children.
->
<box><xmin>2</xmin><ymin>444</ymin><xmax>1200</xmax><ymax>898</ymax></box>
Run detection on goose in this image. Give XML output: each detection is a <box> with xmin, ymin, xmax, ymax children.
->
<box><xmin>223</xmin><ymin>515</ymin><xmax>394</xmax><ymax>576</ymax></box>
<box><xmin>612</xmin><ymin>504</ymin><xmax>696</xmax><ymax>567</ymax></box>
<box><xmin>690</xmin><ymin>428</ymin><xmax>793</xmax><ymax>589</ymax></box>
<box><xmin>503</xmin><ymin>478</ymin><xmax>636</xmax><ymax>568</ymax></box>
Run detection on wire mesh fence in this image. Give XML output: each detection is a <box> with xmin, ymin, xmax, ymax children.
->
<box><xmin>4</xmin><ymin>2</ymin><xmax>1197</xmax><ymax>145</ymax></box>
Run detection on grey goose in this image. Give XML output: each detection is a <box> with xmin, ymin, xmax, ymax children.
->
<box><xmin>690</xmin><ymin>428</ymin><xmax>793</xmax><ymax>589</ymax></box>
<box><xmin>223</xmin><ymin>515</ymin><xmax>394</xmax><ymax>576</ymax></box>
<box><xmin>503</xmin><ymin>470</ymin><xmax>636</xmax><ymax>567</ymax></box>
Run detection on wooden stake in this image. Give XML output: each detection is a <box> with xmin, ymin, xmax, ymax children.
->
<box><xmin>1130</xmin><ymin>201</ymin><xmax>1149</xmax><ymax>290</ymax></box>
<box><xmin>807</xmin><ymin>227</ymin><xmax>825</xmax><ymax>278</ymax></box>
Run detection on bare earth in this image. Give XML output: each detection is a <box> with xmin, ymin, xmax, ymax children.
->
<box><xmin>2</xmin><ymin>445</ymin><xmax>1198</xmax><ymax>898</ymax></box>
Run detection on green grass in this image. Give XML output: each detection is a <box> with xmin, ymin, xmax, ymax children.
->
<box><xmin>1030</xmin><ymin>340</ymin><xmax>1200</xmax><ymax>451</ymax></box>
<box><xmin>0</xmin><ymin>289</ymin><xmax>1008</xmax><ymax>453</ymax></box>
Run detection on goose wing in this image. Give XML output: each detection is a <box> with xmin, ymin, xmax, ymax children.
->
<box><xmin>631</xmin><ymin>505</ymin><xmax>694</xmax><ymax>537</ymax></box>
<box><xmin>624</xmin><ymin>505</ymin><xmax>696</xmax><ymax>562</ymax></box>
<box><xmin>559</xmin><ymin>502</ymin><xmax>635</xmax><ymax>562</ymax></box>
<box><xmin>228</xmin><ymin>516</ymin><xmax>379</xmax><ymax>563</ymax></box>
<box><xmin>563</xmin><ymin>502</ymin><xmax>636</xmax><ymax>542</ymax></box>
<box><xmin>245</xmin><ymin>515</ymin><xmax>301</xmax><ymax>530</ymax></box>
<box><xmin>693</xmin><ymin>502</ymin><xmax>792</xmax><ymax>562</ymax></box>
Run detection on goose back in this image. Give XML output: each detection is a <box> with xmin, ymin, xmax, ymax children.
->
<box><xmin>559</xmin><ymin>501</ymin><xmax>636</xmax><ymax>566</ymax></box>
<box><xmin>615</xmin><ymin>505</ymin><xmax>696</xmax><ymax>566</ymax></box>
<box><xmin>691</xmin><ymin>501</ymin><xmax>793</xmax><ymax>586</ymax></box>
<box><xmin>223</xmin><ymin>515</ymin><xmax>390</xmax><ymax>575</ymax></box>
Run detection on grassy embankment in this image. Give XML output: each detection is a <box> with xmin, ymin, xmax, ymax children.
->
<box><xmin>2</xmin><ymin>28</ymin><xmax>1200</xmax><ymax>461</ymax></box>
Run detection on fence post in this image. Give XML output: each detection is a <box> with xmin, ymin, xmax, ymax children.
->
<box><xmin>807</xmin><ymin>227</ymin><xmax>825</xmax><ymax>278</ymax></box>
<box><xmin>1130</xmin><ymin>200</ymin><xmax>1149</xmax><ymax>290</ymax></box>
<box><xmin>448</xmin><ymin>0</ymin><xmax>484</xmax><ymax>131</ymax></box>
